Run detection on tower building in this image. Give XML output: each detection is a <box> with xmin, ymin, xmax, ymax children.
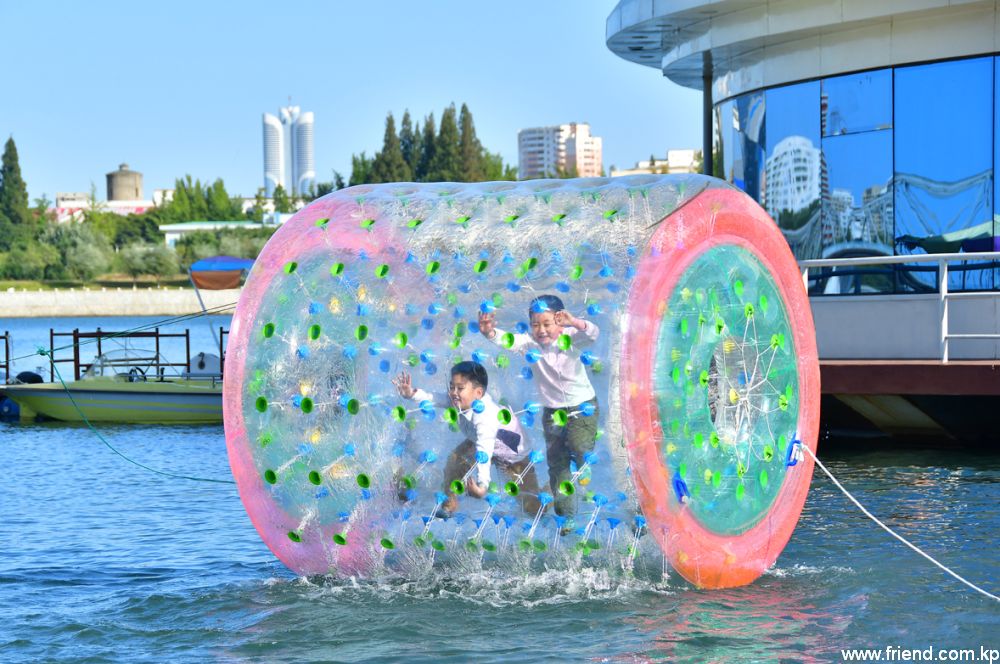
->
<box><xmin>262</xmin><ymin>106</ymin><xmax>315</xmax><ymax>196</ymax></box>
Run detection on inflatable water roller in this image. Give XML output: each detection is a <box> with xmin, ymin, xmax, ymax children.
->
<box><xmin>223</xmin><ymin>174</ymin><xmax>820</xmax><ymax>589</ymax></box>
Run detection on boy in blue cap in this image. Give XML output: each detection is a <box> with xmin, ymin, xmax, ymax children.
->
<box><xmin>478</xmin><ymin>294</ymin><xmax>600</xmax><ymax>528</ymax></box>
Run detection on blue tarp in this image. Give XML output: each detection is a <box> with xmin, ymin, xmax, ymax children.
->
<box><xmin>189</xmin><ymin>256</ymin><xmax>254</xmax><ymax>272</ymax></box>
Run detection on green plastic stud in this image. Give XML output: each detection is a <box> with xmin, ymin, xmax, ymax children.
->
<box><xmin>263</xmin><ymin>322</ymin><xmax>276</xmax><ymax>338</ymax></box>
<box><xmin>308</xmin><ymin>470</ymin><xmax>321</xmax><ymax>485</ymax></box>
<box><xmin>557</xmin><ymin>334</ymin><xmax>571</xmax><ymax>351</ymax></box>
<box><xmin>355</xmin><ymin>325</ymin><xmax>368</xmax><ymax>341</ymax></box>
<box><xmin>375</xmin><ymin>264</ymin><xmax>389</xmax><ymax>278</ymax></box>
<box><xmin>474</xmin><ymin>260</ymin><xmax>489</xmax><ymax>273</ymax></box>
<box><xmin>308</xmin><ymin>324</ymin><xmax>321</xmax><ymax>340</ymax></box>
<box><xmin>300</xmin><ymin>398</ymin><xmax>313</xmax><ymax>414</ymax></box>
<box><xmin>264</xmin><ymin>469</ymin><xmax>277</xmax><ymax>484</ymax></box>
<box><xmin>287</xmin><ymin>531</ymin><xmax>301</xmax><ymax>542</ymax></box>
<box><xmin>330</xmin><ymin>262</ymin><xmax>345</xmax><ymax>276</ymax></box>
<box><xmin>551</xmin><ymin>410</ymin><xmax>568</xmax><ymax>427</ymax></box>
<box><xmin>255</xmin><ymin>396</ymin><xmax>268</xmax><ymax>412</ymax></box>
<box><xmin>498</xmin><ymin>408</ymin><xmax>512</xmax><ymax>425</ymax></box>
<box><xmin>426</xmin><ymin>261</ymin><xmax>440</xmax><ymax>275</ymax></box>
<box><xmin>356</xmin><ymin>473</ymin><xmax>371</xmax><ymax>489</ymax></box>
<box><xmin>283</xmin><ymin>261</ymin><xmax>298</xmax><ymax>274</ymax></box>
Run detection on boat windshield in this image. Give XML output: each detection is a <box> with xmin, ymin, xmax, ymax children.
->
<box><xmin>82</xmin><ymin>348</ymin><xmax>173</xmax><ymax>380</ymax></box>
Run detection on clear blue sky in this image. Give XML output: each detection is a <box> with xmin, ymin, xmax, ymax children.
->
<box><xmin>0</xmin><ymin>1</ymin><xmax>702</xmax><ymax>202</ymax></box>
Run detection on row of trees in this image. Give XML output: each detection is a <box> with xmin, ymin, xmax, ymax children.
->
<box><xmin>0</xmin><ymin>136</ymin><xmax>277</xmax><ymax>281</ymax></box>
<box><xmin>348</xmin><ymin>103</ymin><xmax>516</xmax><ymax>185</ymax></box>
<box><xmin>0</xmin><ymin>103</ymin><xmax>509</xmax><ymax>280</ymax></box>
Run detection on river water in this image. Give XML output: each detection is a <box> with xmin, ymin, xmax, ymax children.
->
<box><xmin>1</xmin><ymin>317</ymin><xmax>997</xmax><ymax>662</ymax></box>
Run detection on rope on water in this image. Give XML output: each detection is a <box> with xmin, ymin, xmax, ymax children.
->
<box><xmin>35</xmin><ymin>347</ymin><xmax>235</xmax><ymax>486</ymax></box>
<box><xmin>801</xmin><ymin>444</ymin><xmax>999</xmax><ymax>603</ymax></box>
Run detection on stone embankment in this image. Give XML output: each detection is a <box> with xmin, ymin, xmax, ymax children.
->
<box><xmin>0</xmin><ymin>286</ymin><xmax>242</xmax><ymax>317</ymax></box>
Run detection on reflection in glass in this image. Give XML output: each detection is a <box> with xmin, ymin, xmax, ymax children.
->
<box><xmin>714</xmin><ymin>94</ymin><xmax>765</xmax><ymax>204</ymax></box>
<box><xmin>818</xmin><ymin>131</ymin><xmax>894</xmax><ymax>293</ymax></box>
<box><xmin>822</xmin><ymin>69</ymin><xmax>892</xmax><ymax>137</ymax></box>
<box><xmin>735</xmin><ymin>92</ymin><xmax>765</xmax><ymax>202</ymax></box>
<box><xmin>895</xmin><ymin>57</ymin><xmax>993</xmax><ymax>291</ymax></box>
<box><xmin>714</xmin><ymin>99</ymin><xmax>734</xmax><ymax>183</ymax></box>
<box><xmin>764</xmin><ymin>82</ymin><xmax>821</xmax><ymax>259</ymax></box>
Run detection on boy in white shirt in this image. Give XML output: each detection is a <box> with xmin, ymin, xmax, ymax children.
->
<box><xmin>393</xmin><ymin>361</ymin><xmax>542</xmax><ymax>517</ymax></box>
<box><xmin>478</xmin><ymin>294</ymin><xmax>600</xmax><ymax>524</ymax></box>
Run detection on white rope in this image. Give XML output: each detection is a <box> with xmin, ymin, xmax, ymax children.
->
<box><xmin>801</xmin><ymin>444</ymin><xmax>1000</xmax><ymax>603</ymax></box>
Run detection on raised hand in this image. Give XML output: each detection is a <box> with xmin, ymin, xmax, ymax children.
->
<box><xmin>392</xmin><ymin>371</ymin><xmax>415</xmax><ymax>399</ymax></box>
<box><xmin>554</xmin><ymin>310</ymin><xmax>578</xmax><ymax>329</ymax></box>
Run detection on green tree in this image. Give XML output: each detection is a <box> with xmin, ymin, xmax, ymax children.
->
<box><xmin>311</xmin><ymin>171</ymin><xmax>346</xmax><ymax>199</ymax></box>
<box><xmin>0</xmin><ymin>137</ymin><xmax>33</xmax><ymax>249</ymax></box>
<box><xmin>206</xmin><ymin>179</ymin><xmax>241</xmax><ymax>219</ymax></box>
<box><xmin>272</xmin><ymin>184</ymin><xmax>293</xmax><ymax>213</ymax></box>
<box><xmin>399</xmin><ymin>111</ymin><xmax>420</xmax><ymax>179</ymax></box>
<box><xmin>428</xmin><ymin>105</ymin><xmax>461</xmax><ymax>182</ymax></box>
<box><xmin>0</xmin><ymin>241</ymin><xmax>58</xmax><ymax>280</ymax></box>
<box><xmin>120</xmin><ymin>243</ymin><xmax>178</xmax><ymax>283</ymax></box>
<box><xmin>349</xmin><ymin>152</ymin><xmax>374</xmax><ymax>186</ymax></box>
<box><xmin>371</xmin><ymin>112</ymin><xmax>411</xmax><ymax>183</ymax></box>
<box><xmin>458</xmin><ymin>103</ymin><xmax>484</xmax><ymax>182</ymax></box>
<box><xmin>42</xmin><ymin>223</ymin><xmax>111</xmax><ymax>281</ymax></box>
<box><xmin>247</xmin><ymin>187</ymin><xmax>267</xmax><ymax>221</ymax></box>
<box><xmin>482</xmin><ymin>150</ymin><xmax>517</xmax><ymax>181</ymax></box>
<box><xmin>415</xmin><ymin>113</ymin><xmax>436</xmax><ymax>182</ymax></box>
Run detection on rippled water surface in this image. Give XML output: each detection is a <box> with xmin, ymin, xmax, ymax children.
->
<box><xmin>2</xmin><ymin>319</ymin><xmax>998</xmax><ymax>662</ymax></box>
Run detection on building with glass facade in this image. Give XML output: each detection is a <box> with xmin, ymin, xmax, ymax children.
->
<box><xmin>606</xmin><ymin>0</ymin><xmax>1000</xmax><ymax>294</ymax></box>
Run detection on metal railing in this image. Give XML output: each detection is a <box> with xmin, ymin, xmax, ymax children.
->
<box><xmin>799</xmin><ymin>251</ymin><xmax>1000</xmax><ymax>363</ymax></box>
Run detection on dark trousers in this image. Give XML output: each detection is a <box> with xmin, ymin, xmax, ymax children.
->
<box><xmin>442</xmin><ymin>439</ymin><xmax>543</xmax><ymax>514</ymax></box>
<box><xmin>542</xmin><ymin>398</ymin><xmax>599</xmax><ymax>518</ymax></box>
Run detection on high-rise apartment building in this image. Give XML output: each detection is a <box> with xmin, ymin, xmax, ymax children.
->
<box><xmin>262</xmin><ymin>106</ymin><xmax>315</xmax><ymax>196</ymax></box>
<box><xmin>517</xmin><ymin>123</ymin><xmax>603</xmax><ymax>180</ymax></box>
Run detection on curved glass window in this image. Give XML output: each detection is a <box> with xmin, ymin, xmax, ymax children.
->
<box><xmin>895</xmin><ymin>57</ymin><xmax>993</xmax><ymax>291</ymax></box>
<box><xmin>717</xmin><ymin>93</ymin><xmax>765</xmax><ymax>201</ymax></box>
<box><xmin>716</xmin><ymin>54</ymin><xmax>1000</xmax><ymax>293</ymax></box>
<box><xmin>764</xmin><ymin>82</ymin><xmax>821</xmax><ymax>260</ymax></box>
<box><xmin>819</xmin><ymin>131</ymin><xmax>894</xmax><ymax>293</ymax></box>
<box><xmin>822</xmin><ymin>69</ymin><xmax>892</xmax><ymax>137</ymax></box>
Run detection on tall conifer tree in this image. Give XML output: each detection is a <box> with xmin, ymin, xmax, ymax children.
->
<box><xmin>371</xmin><ymin>113</ymin><xmax>411</xmax><ymax>183</ymax></box>
<box><xmin>416</xmin><ymin>113</ymin><xmax>436</xmax><ymax>182</ymax></box>
<box><xmin>0</xmin><ymin>137</ymin><xmax>32</xmax><ymax>247</ymax></box>
<box><xmin>399</xmin><ymin>111</ymin><xmax>417</xmax><ymax>180</ymax></box>
<box><xmin>428</xmin><ymin>104</ymin><xmax>461</xmax><ymax>182</ymax></box>
<box><xmin>458</xmin><ymin>103</ymin><xmax>484</xmax><ymax>182</ymax></box>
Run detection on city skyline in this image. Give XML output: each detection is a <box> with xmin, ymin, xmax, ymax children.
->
<box><xmin>0</xmin><ymin>2</ymin><xmax>700</xmax><ymax>202</ymax></box>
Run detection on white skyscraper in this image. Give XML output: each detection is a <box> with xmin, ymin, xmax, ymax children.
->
<box><xmin>262</xmin><ymin>106</ymin><xmax>315</xmax><ymax>196</ymax></box>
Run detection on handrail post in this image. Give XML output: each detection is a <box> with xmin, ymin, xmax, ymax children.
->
<box><xmin>940</xmin><ymin>258</ymin><xmax>949</xmax><ymax>363</ymax></box>
<box><xmin>801</xmin><ymin>265</ymin><xmax>809</xmax><ymax>292</ymax></box>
